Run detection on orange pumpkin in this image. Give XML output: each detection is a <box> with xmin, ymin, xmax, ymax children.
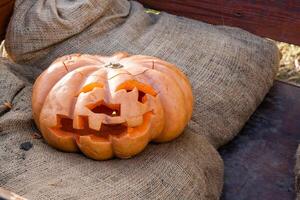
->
<box><xmin>32</xmin><ymin>52</ymin><xmax>193</xmax><ymax>160</ymax></box>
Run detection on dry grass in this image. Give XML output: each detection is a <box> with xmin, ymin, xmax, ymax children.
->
<box><xmin>276</xmin><ymin>42</ymin><xmax>300</xmax><ymax>86</ymax></box>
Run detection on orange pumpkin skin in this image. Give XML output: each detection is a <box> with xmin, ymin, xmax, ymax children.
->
<box><xmin>32</xmin><ymin>52</ymin><xmax>193</xmax><ymax>160</ymax></box>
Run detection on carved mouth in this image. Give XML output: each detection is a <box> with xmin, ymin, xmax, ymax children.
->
<box><xmin>50</xmin><ymin>110</ymin><xmax>152</xmax><ymax>141</ymax></box>
<box><xmin>41</xmin><ymin>79</ymin><xmax>159</xmax><ymax>159</ymax></box>
<box><xmin>59</xmin><ymin>117</ymin><xmax>128</xmax><ymax>138</ymax></box>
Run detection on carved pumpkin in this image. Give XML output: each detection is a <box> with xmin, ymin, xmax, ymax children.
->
<box><xmin>32</xmin><ymin>52</ymin><xmax>193</xmax><ymax>160</ymax></box>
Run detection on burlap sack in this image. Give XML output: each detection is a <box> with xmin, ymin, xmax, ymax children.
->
<box><xmin>0</xmin><ymin>0</ymin><xmax>279</xmax><ymax>199</ymax></box>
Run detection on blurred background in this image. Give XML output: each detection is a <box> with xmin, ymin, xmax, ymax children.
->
<box><xmin>276</xmin><ymin>42</ymin><xmax>300</xmax><ymax>86</ymax></box>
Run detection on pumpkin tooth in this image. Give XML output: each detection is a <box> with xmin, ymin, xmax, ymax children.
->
<box><xmin>88</xmin><ymin>115</ymin><xmax>103</xmax><ymax>131</ymax></box>
<box><xmin>73</xmin><ymin>115</ymin><xmax>86</xmax><ymax>129</ymax></box>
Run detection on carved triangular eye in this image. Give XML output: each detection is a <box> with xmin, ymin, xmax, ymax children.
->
<box><xmin>79</xmin><ymin>82</ymin><xmax>103</xmax><ymax>93</ymax></box>
<box><xmin>116</xmin><ymin>80</ymin><xmax>157</xmax><ymax>96</ymax></box>
<box><xmin>76</xmin><ymin>82</ymin><xmax>104</xmax><ymax>96</ymax></box>
<box><xmin>116</xmin><ymin>80</ymin><xmax>157</xmax><ymax>103</ymax></box>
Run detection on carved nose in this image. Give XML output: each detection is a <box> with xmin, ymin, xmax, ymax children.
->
<box><xmin>90</xmin><ymin>103</ymin><xmax>121</xmax><ymax>117</ymax></box>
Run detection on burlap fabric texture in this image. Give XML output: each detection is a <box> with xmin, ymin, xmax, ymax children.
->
<box><xmin>1</xmin><ymin>0</ymin><xmax>279</xmax><ymax>199</ymax></box>
<box><xmin>296</xmin><ymin>146</ymin><xmax>300</xmax><ymax>200</ymax></box>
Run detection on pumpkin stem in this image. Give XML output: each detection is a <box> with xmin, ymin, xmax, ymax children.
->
<box><xmin>104</xmin><ymin>63</ymin><xmax>124</xmax><ymax>69</ymax></box>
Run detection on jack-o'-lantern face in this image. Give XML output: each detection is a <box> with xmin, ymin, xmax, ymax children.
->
<box><xmin>32</xmin><ymin>52</ymin><xmax>193</xmax><ymax>160</ymax></box>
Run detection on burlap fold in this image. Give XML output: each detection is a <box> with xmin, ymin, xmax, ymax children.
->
<box><xmin>0</xmin><ymin>0</ymin><xmax>279</xmax><ymax>199</ymax></box>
